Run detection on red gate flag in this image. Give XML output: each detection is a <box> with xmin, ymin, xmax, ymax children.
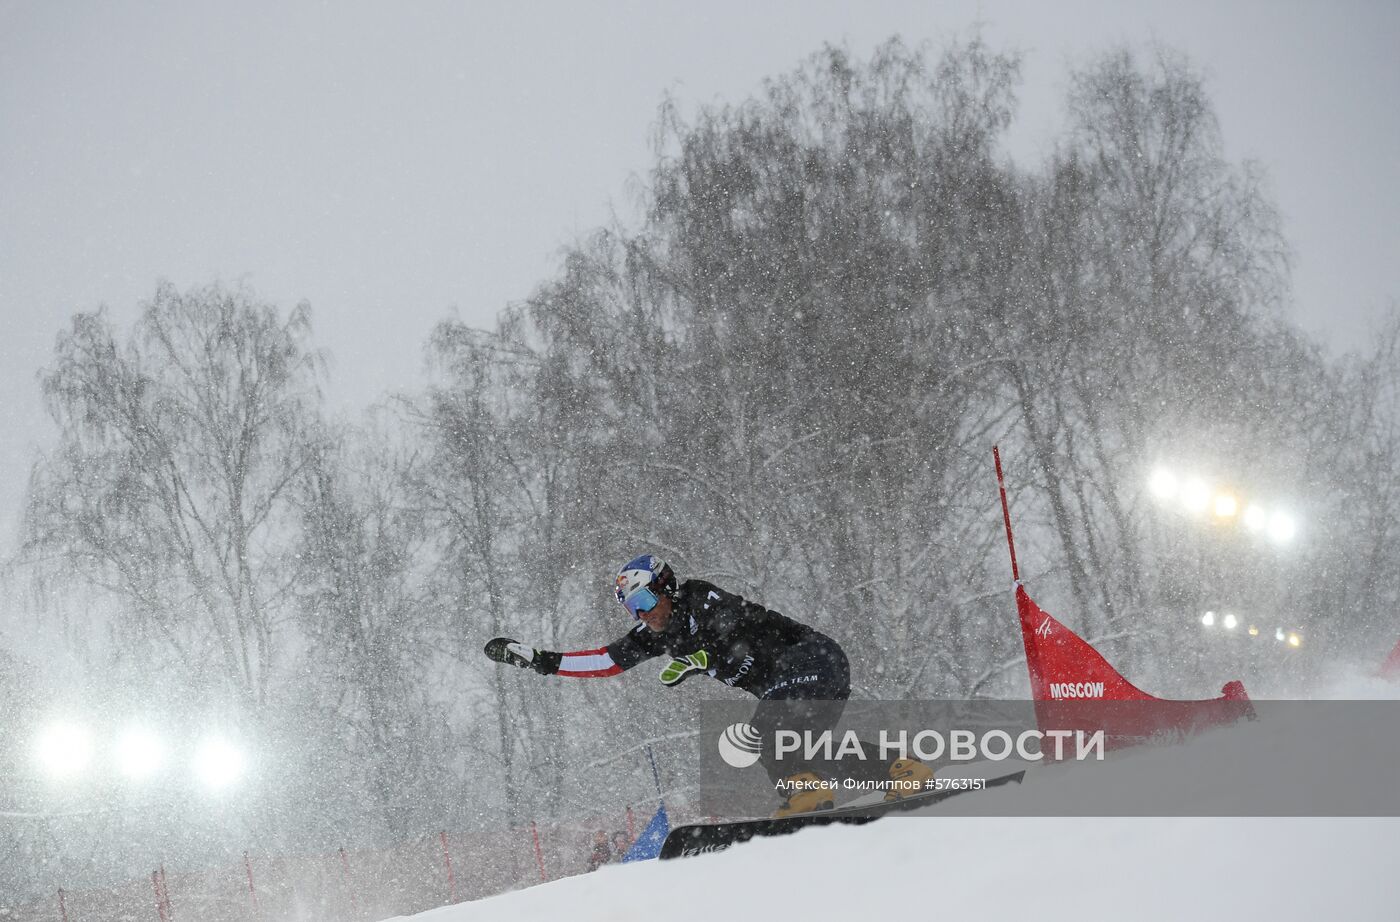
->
<box><xmin>1016</xmin><ymin>584</ymin><xmax>1254</xmax><ymax>749</ymax></box>
<box><xmin>992</xmin><ymin>445</ymin><xmax>1253</xmax><ymax>749</ymax></box>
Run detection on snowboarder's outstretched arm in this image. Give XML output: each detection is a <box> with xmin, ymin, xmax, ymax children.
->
<box><xmin>484</xmin><ymin>624</ymin><xmax>667</xmax><ymax>678</ymax></box>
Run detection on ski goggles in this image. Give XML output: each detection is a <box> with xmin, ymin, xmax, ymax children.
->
<box><xmin>621</xmin><ymin>585</ymin><xmax>661</xmax><ymax>619</ymax></box>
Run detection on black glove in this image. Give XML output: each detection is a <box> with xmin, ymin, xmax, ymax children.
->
<box><xmin>484</xmin><ymin>637</ymin><xmax>561</xmax><ymax>675</ymax></box>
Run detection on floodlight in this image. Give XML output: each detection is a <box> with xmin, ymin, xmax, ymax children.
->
<box><xmin>1268</xmin><ymin>512</ymin><xmax>1298</xmax><ymax>545</ymax></box>
<box><xmin>1275</xmin><ymin>628</ymin><xmax>1286</xmax><ymax>642</ymax></box>
<box><xmin>1149</xmin><ymin>468</ymin><xmax>1178</xmax><ymax>501</ymax></box>
<box><xmin>1181</xmin><ymin>478</ymin><xmax>1211</xmax><ymax>514</ymax></box>
<box><xmin>193</xmin><ymin>737</ymin><xmax>247</xmax><ymax>790</ymax></box>
<box><xmin>1222</xmin><ymin>613</ymin><xmax>1238</xmax><ymax>630</ymax></box>
<box><xmin>1248</xmin><ymin>625</ymin><xmax>1259</xmax><ymax>636</ymax></box>
<box><xmin>35</xmin><ymin>722</ymin><xmax>93</xmax><ymax>780</ymax></box>
<box><xmin>115</xmin><ymin>727</ymin><xmax>166</xmax><ymax>781</ymax></box>
<box><xmin>1213</xmin><ymin>494</ymin><xmax>1239</xmax><ymax>518</ymax></box>
<box><xmin>1288</xmin><ymin>633</ymin><xmax>1302</xmax><ymax>648</ymax></box>
<box><xmin>1243</xmin><ymin>505</ymin><xmax>1268</xmax><ymax>532</ymax></box>
<box><xmin>1201</xmin><ymin>611</ymin><xmax>1216</xmax><ymax>627</ymax></box>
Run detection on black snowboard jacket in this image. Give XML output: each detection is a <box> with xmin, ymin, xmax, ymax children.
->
<box><xmin>546</xmin><ymin>579</ymin><xmax>829</xmax><ymax>697</ymax></box>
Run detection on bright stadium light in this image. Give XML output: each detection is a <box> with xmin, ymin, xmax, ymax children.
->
<box><xmin>1288</xmin><ymin>633</ymin><xmax>1302</xmax><ymax>648</ymax></box>
<box><xmin>1149</xmin><ymin>468</ymin><xmax>1178</xmax><ymax>501</ymax></box>
<box><xmin>1222</xmin><ymin>613</ymin><xmax>1239</xmax><ymax>630</ymax></box>
<box><xmin>115</xmin><ymin>727</ymin><xmax>166</xmax><ymax>781</ymax></box>
<box><xmin>1243</xmin><ymin>504</ymin><xmax>1268</xmax><ymax>533</ymax></box>
<box><xmin>1181</xmin><ymin>478</ymin><xmax>1212</xmax><ymax>515</ymax></box>
<box><xmin>35</xmin><ymin>722</ymin><xmax>94</xmax><ymax>780</ymax></box>
<box><xmin>1201</xmin><ymin>611</ymin><xmax>1216</xmax><ymax>627</ymax></box>
<box><xmin>1213</xmin><ymin>493</ymin><xmax>1239</xmax><ymax>519</ymax></box>
<box><xmin>1248</xmin><ymin>625</ymin><xmax>1260</xmax><ymax>637</ymax></box>
<box><xmin>193</xmin><ymin>737</ymin><xmax>247</xmax><ymax>790</ymax></box>
<box><xmin>1268</xmin><ymin>512</ymin><xmax>1298</xmax><ymax>545</ymax></box>
<box><xmin>1275</xmin><ymin>627</ymin><xmax>1286</xmax><ymax>642</ymax></box>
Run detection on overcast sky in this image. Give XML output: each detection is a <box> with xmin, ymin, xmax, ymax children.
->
<box><xmin>2</xmin><ymin>0</ymin><xmax>1397</xmax><ymax>549</ymax></box>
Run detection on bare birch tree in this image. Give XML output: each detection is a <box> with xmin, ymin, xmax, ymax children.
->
<box><xmin>23</xmin><ymin>281</ymin><xmax>322</xmax><ymax>707</ymax></box>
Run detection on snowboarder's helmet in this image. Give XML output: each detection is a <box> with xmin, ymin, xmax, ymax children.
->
<box><xmin>614</xmin><ymin>554</ymin><xmax>676</xmax><ymax>618</ymax></box>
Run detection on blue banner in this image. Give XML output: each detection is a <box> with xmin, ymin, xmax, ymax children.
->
<box><xmin>621</xmin><ymin>804</ymin><xmax>670</xmax><ymax>862</ymax></box>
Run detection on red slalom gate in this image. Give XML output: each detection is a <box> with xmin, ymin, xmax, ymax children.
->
<box><xmin>992</xmin><ymin>445</ymin><xmax>1254</xmax><ymax>747</ymax></box>
<box><xmin>243</xmin><ymin>852</ymin><xmax>260</xmax><ymax>917</ymax></box>
<box><xmin>438</xmin><ymin>831</ymin><xmax>458</xmax><ymax>904</ymax></box>
<box><xmin>1012</xmin><ymin>582</ymin><xmax>1255</xmax><ymax>746</ymax></box>
<box><xmin>158</xmin><ymin>866</ymin><xmax>171</xmax><ymax>919</ymax></box>
<box><xmin>339</xmin><ymin>846</ymin><xmax>360</xmax><ymax>917</ymax></box>
<box><xmin>529</xmin><ymin>821</ymin><xmax>548</xmax><ymax>882</ymax></box>
<box><xmin>152</xmin><ymin>871</ymin><xmax>169</xmax><ymax>922</ymax></box>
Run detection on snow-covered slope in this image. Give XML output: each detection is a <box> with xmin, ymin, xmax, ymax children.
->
<box><xmin>394</xmin><ymin>816</ymin><xmax>1393</xmax><ymax>921</ymax></box>
<box><xmin>390</xmin><ymin>702</ymin><xmax>1399</xmax><ymax>922</ymax></box>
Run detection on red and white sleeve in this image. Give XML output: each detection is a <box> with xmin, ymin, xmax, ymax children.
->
<box><xmin>556</xmin><ymin>647</ymin><xmax>624</xmax><ymax>678</ymax></box>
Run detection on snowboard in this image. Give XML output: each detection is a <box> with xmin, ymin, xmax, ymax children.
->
<box><xmin>659</xmin><ymin>769</ymin><xmax>1026</xmax><ymax>859</ymax></box>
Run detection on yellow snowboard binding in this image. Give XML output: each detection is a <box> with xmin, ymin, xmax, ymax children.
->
<box><xmin>884</xmin><ymin>757</ymin><xmax>935</xmax><ymax>802</ymax></box>
<box><xmin>772</xmin><ymin>770</ymin><xmax>836</xmax><ymax>818</ymax></box>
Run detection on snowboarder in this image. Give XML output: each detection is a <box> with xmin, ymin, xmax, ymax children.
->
<box><xmin>484</xmin><ymin>554</ymin><xmax>931</xmax><ymax>816</ymax></box>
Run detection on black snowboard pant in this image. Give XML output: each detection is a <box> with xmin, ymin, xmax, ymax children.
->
<box><xmin>749</xmin><ymin>632</ymin><xmax>886</xmax><ymax>787</ymax></box>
